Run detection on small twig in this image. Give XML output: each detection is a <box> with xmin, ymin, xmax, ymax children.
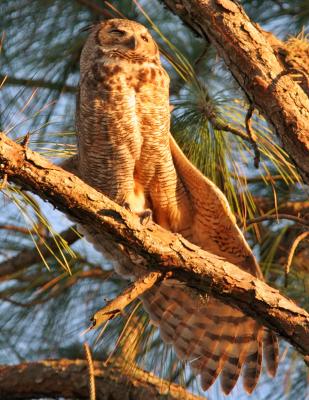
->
<box><xmin>21</xmin><ymin>132</ymin><xmax>30</xmax><ymax>148</ymax></box>
<box><xmin>194</xmin><ymin>43</ymin><xmax>210</xmax><ymax>66</ymax></box>
<box><xmin>83</xmin><ymin>342</ymin><xmax>96</xmax><ymax>400</ymax></box>
<box><xmin>230</xmin><ymin>173</ymin><xmax>285</xmax><ymax>183</ymax></box>
<box><xmin>246</xmin><ymin>214</ymin><xmax>309</xmax><ymax>228</ymax></box>
<box><xmin>284</xmin><ymin>231</ymin><xmax>309</xmax><ymax>287</ymax></box>
<box><xmin>207</xmin><ymin>109</ymin><xmax>262</xmax><ymax>166</ymax></box>
<box><xmin>245</xmin><ymin>104</ymin><xmax>260</xmax><ymax>168</ymax></box>
<box><xmin>104</xmin><ymin>1</ymin><xmax>126</xmax><ymax>18</ymax></box>
<box><xmin>0</xmin><ymin>224</ymin><xmax>48</xmax><ymax>237</ymax></box>
<box><xmin>90</xmin><ymin>271</ymin><xmax>163</xmax><ymax>329</ymax></box>
<box><xmin>210</xmin><ymin>117</ymin><xmax>251</xmax><ymax>141</ymax></box>
<box><xmin>0</xmin><ymin>74</ymin><xmax>77</xmax><ymax>93</ymax></box>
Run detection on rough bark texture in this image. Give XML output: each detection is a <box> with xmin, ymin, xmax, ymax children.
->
<box><xmin>262</xmin><ymin>30</ymin><xmax>309</xmax><ymax>97</ymax></box>
<box><xmin>160</xmin><ymin>0</ymin><xmax>309</xmax><ymax>183</ymax></box>
<box><xmin>0</xmin><ymin>132</ymin><xmax>308</xmax><ymax>360</ymax></box>
<box><xmin>0</xmin><ymin>359</ymin><xmax>202</xmax><ymax>400</ymax></box>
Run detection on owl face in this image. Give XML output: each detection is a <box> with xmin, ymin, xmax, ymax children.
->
<box><xmin>93</xmin><ymin>19</ymin><xmax>159</xmax><ymax>61</ymax></box>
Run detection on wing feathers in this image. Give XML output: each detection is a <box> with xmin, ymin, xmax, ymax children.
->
<box><xmin>263</xmin><ymin>329</ymin><xmax>279</xmax><ymax>377</ymax></box>
<box><xmin>242</xmin><ymin>327</ymin><xmax>263</xmax><ymax>393</ymax></box>
<box><xmin>169</xmin><ymin>134</ymin><xmax>263</xmax><ymax>279</ymax></box>
<box><xmin>142</xmin><ymin>282</ymin><xmax>269</xmax><ymax>394</ymax></box>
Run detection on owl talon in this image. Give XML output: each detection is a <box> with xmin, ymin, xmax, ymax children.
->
<box><xmin>123</xmin><ymin>202</ymin><xmax>132</xmax><ymax>212</ymax></box>
<box><xmin>138</xmin><ymin>209</ymin><xmax>152</xmax><ymax>225</ymax></box>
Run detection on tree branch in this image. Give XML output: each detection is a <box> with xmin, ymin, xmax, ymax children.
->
<box><xmin>160</xmin><ymin>0</ymin><xmax>309</xmax><ymax>183</ymax></box>
<box><xmin>0</xmin><ymin>132</ymin><xmax>308</xmax><ymax>360</ymax></box>
<box><xmin>0</xmin><ymin>359</ymin><xmax>202</xmax><ymax>400</ymax></box>
<box><xmin>246</xmin><ymin>214</ymin><xmax>309</xmax><ymax>228</ymax></box>
<box><xmin>0</xmin><ymin>74</ymin><xmax>77</xmax><ymax>93</ymax></box>
<box><xmin>254</xmin><ymin>197</ymin><xmax>309</xmax><ymax>217</ymax></box>
<box><xmin>91</xmin><ymin>272</ymin><xmax>163</xmax><ymax>328</ymax></box>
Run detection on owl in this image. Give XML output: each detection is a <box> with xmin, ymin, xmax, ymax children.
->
<box><xmin>76</xmin><ymin>19</ymin><xmax>279</xmax><ymax>395</ymax></box>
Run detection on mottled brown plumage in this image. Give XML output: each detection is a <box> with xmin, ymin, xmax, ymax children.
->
<box><xmin>76</xmin><ymin>19</ymin><xmax>278</xmax><ymax>394</ymax></box>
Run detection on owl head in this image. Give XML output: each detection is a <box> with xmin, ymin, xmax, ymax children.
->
<box><xmin>81</xmin><ymin>19</ymin><xmax>160</xmax><ymax>68</ymax></box>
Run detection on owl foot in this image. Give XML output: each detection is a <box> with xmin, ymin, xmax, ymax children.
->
<box><xmin>123</xmin><ymin>203</ymin><xmax>152</xmax><ymax>224</ymax></box>
<box><xmin>123</xmin><ymin>201</ymin><xmax>133</xmax><ymax>212</ymax></box>
<box><xmin>137</xmin><ymin>209</ymin><xmax>152</xmax><ymax>225</ymax></box>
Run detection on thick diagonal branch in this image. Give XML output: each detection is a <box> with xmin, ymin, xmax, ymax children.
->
<box><xmin>0</xmin><ymin>132</ymin><xmax>308</xmax><ymax>360</ymax></box>
<box><xmin>0</xmin><ymin>359</ymin><xmax>202</xmax><ymax>400</ymax></box>
<box><xmin>160</xmin><ymin>0</ymin><xmax>309</xmax><ymax>183</ymax></box>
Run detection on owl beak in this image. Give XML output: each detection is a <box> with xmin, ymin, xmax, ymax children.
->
<box><xmin>126</xmin><ymin>35</ymin><xmax>138</xmax><ymax>50</ymax></box>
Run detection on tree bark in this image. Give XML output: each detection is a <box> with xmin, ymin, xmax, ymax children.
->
<box><xmin>0</xmin><ymin>359</ymin><xmax>202</xmax><ymax>400</ymax></box>
<box><xmin>160</xmin><ymin>0</ymin><xmax>309</xmax><ymax>183</ymax></box>
<box><xmin>0</xmin><ymin>132</ymin><xmax>308</xmax><ymax>361</ymax></box>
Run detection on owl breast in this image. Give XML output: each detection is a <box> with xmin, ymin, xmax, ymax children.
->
<box><xmin>77</xmin><ymin>55</ymin><xmax>180</xmax><ymax>221</ymax></box>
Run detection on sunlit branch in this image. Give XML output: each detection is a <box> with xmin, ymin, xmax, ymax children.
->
<box><xmin>0</xmin><ymin>132</ymin><xmax>308</xmax><ymax>360</ymax></box>
<box><xmin>91</xmin><ymin>271</ymin><xmax>163</xmax><ymax>329</ymax></box>
<box><xmin>160</xmin><ymin>0</ymin><xmax>309</xmax><ymax>183</ymax></box>
<box><xmin>0</xmin><ymin>359</ymin><xmax>202</xmax><ymax>400</ymax></box>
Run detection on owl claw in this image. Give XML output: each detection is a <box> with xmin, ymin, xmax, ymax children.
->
<box><xmin>138</xmin><ymin>209</ymin><xmax>152</xmax><ymax>225</ymax></box>
<box><xmin>123</xmin><ymin>201</ymin><xmax>132</xmax><ymax>212</ymax></box>
<box><xmin>122</xmin><ymin>202</ymin><xmax>152</xmax><ymax>224</ymax></box>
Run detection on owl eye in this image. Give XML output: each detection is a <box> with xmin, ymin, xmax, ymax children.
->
<box><xmin>109</xmin><ymin>29</ymin><xmax>126</xmax><ymax>36</ymax></box>
<box><xmin>141</xmin><ymin>35</ymin><xmax>149</xmax><ymax>42</ymax></box>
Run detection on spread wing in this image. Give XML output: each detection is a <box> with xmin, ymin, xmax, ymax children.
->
<box><xmin>141</xmin><ymin>135</ymin><xmax>278</xmax><ymax>394</ymax></box>
<box><xmin>169</xmin><ymin>134</ymin><xmax>262</xmax><ymax>278</ymax></box>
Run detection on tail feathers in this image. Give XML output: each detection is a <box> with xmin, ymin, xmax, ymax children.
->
<box><xmin>220</xmin><ymin>351</ymin><xmax>247</xmax><ymax>395</ymax></box>
<box><xmin>189</xmin><ymin>310</ymin><xmax>231</xmax><ymax>391</ymax></box>
<box><xmin>219</xmin><ymin>320</ymin><xmax>255</xmax><ymax>395</ymax></box>
<box><xmin>242</xmin><ymin>327</ymin><xmax>263</xmax><ymax>394</ymax></box>
<box><xmin>142</xmin><ymin>282</ymin><xmax>277</xmax><ymax>395</ymax></box>
<box><xmin>263</xmin><ymin>329</ymin><xmax>279</xmax><ymax>377</ymax></box>
<box><xmin>200</xmin><ymin>355</ymin><xmax>227</xmax><ymax>391</ymax></box>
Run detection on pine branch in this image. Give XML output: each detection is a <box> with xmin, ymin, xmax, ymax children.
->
<box><xmin>0</xmin><ymin>74</ymin><xmax>77</xmax><ymax>93</ymax></box>
<box><xmin>246</xmin><ymin>214</ymin><xmax>309</xmax><ymax>227</ymax></box>
<box><xmin>0</xmin><ymin>226</ymin><xmax>80</xmax><ymax>280</ymax></box>
<box><xmin>0</xmin><ymin>359</ymin><xmax>202</xmax><ymax>400</ymax></box>
<box><xmin>254</xmin><ymin>197</ymin><xmax>309</xmax><ymax>217</ymax></box>
<box><xmin>0</xmin><ymin>132</ymin><xmax>308</xmax><ymax>362</ymax></box>
<box><xmin>160</xmin><ymin>0</ymin><xmax>309</xmax><ymax>183</ymax></box>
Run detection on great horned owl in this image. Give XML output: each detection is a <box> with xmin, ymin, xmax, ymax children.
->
<box><xmin>76</xmin><ymin>19</ymin><xmax>278</xmax><ymax>395</ymax></box>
